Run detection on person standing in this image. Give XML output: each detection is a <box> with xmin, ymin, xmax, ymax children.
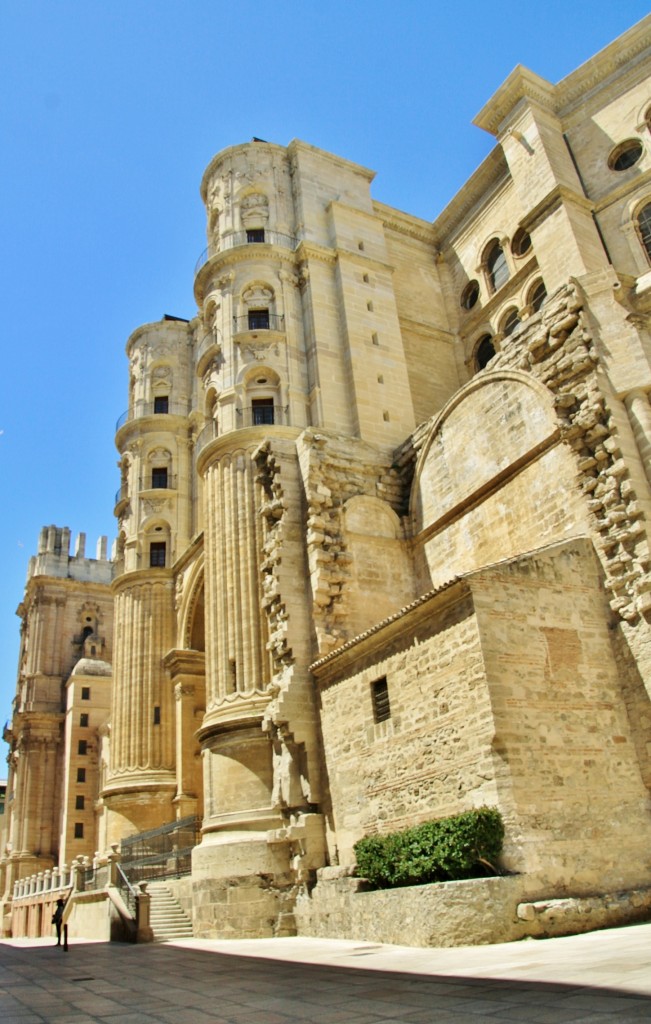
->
<box><xmin>52</xmin><ymin>899</ymin><xmax>65</xmax><ymax>946</ymax></box>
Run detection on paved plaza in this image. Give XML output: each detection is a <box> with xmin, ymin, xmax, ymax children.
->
<box><xmin>1</xmin><ymin>922</ymin><xmax>651</xmax><ymax>1023</ymax></box>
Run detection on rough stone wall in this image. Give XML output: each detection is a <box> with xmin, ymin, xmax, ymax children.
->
<box><xmin>475</xmin><ymin>282</ymin><xmax>651</xmax><ymax>623</ymax></box>
<box><xmin>296</xmin><ymin>869</ymin><xmax>651</xmax><ymax>947</ymax></box>
<box><xmin>316</xmin><ymin>588</ymin><xmax>497</xmax><ymax>865</ymax></box>
<box><xmin>472</xmin><ymin>539</ymin><xmax>651</xmax><ymax>896</ymax></box>
<box><xmin>296</xmin><ymin>429</ymin><xmax>408</xmax><ymax>656</ymax></box>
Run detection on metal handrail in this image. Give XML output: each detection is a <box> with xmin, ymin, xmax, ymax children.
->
<box><xmin>237</xmin><ymin>405</ymin><xmax>288</xmax><ymax>427</ymax></box>
<box><xmin>120</xmin><ymin>815</ymin><xmax>201</xmax><ymax>884</ymax></box>
<box><xmin>195</xmin><ymin>329</ymin><xmax>221</xmax><ymax>366</ymax></box>
<box><xmin>139</xmin><ymin>474</ymin><xmax>177</xmax><ymax>491</ymax></box>
<box><xmin>194</xmin><ymin>420</ymin><xmax>219</xmax><ymax>455</ymax></box>
<box><xmin>233</xmin><ymin>313</ymin><xmax>285</xmax><ymax>333</ymax></box>
<box><xmin>115</xmin><ymin>400</ymin><xmax>189</xmax><ymax>431</ymax></box>
<box><xmin>115</xmin><ymin>862</ymin><xmax>137</xmax><ymax>916</ymax></box>
<box><xmin>115</xmin><ymin>484</ymin><xmax>128</xmax><ymax>505</ymax></box>
<box><xmin>195</xmin><ymin>230</ymin><xmax>299</xmax><ymax>275</ymax></box>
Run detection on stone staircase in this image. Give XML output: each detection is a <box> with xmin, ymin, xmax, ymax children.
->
<box><xmin>147</xmin><ymin>882</ymin><xmax>193</xmax><ymax>941</ymax></box>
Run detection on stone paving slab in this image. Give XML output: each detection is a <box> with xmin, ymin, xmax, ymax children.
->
<box><xmin>0</xmin><ymin>923</ymin><xmax>650</xmax><ymax>1023</ymax></box>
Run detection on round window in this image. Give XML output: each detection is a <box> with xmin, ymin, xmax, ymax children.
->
<box><xmin>511</xmin><ymin>228</ymin><xmax>532</xmax><ymax>258</ymax></box>
<box><xmin>460</xmin><ymin>280</ymin><xmax>480</xmax><ymax>310</ymax></box>
<box><xmin>608</xmin><ymin>139</ymin><xmax>643</xmax><ymax>172</ymax></box>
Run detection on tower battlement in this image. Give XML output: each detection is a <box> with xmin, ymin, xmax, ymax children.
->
<box><xmin>27</xmin><ymin>525</ymin><xmax>113</xmax><ymax>586</ymax></box>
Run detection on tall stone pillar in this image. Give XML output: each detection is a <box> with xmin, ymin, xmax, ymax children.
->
<box><xmin>625</xmin><ymin>389</ymin><xmax>651</xmax><ymax>490</ymax></box>
<box><xmin>193</xmin><ymin>438</ymin><xmax>293</xmax><ymax>939</ymax></box>
<box><xmin>103</xmin><ymin>572</ymin><xmax>176</xmax><ymax>840</ymax></box>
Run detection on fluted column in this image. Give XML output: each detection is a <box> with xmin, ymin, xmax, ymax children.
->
<box><xmin>203</xmin><ymin>448</ymin><xmax>269</xmax><ymax>712</ymax></box>
<box><xmin>625</xmin><ymin>389</ymin><xmax>651</xmax><ymax>489</ymax></box>
<box><xmin>103</xmin><ymin>572</ymin><xmax>176</xmax><ymax>835</ymax></box>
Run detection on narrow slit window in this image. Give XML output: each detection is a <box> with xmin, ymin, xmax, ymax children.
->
<box><xmin>371</xmin><ymin>676</ymin><xmax>391</xmax><ymax>723</ymax></box>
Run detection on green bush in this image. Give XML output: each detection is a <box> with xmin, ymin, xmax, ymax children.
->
<box><xmin>353</xmin><ymin>807</ymin><xmax>504</xmax><ymax>889</ymax></box>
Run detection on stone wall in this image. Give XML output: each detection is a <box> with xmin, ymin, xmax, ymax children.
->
<box><xmin>314</xmin><ymin>538</ymin><xmax>651</xmax><ymax>896</ymax></box>
<box><xmin>295</xmin><ymin>870</ymin><xmax>651</xmax><ymax>947</ymax></box>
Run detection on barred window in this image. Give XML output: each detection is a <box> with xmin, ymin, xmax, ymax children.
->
<box><xmin>371</xmin><ymin>677</ymin><xmax>391</xmax><ymax>723</ymax></box>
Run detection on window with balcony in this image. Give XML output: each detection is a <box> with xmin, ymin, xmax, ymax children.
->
<box><xmin>154</xmin><ymin>395</ymin><xmax>169</xmax><ymax>414</ymax></box>
<box><xmin>246</xmin><ymin>228</ymin><xmax>265</xmax><ymax>243</ymax></box>
<box><xmin>151</xmin><ymin>466</ymin><xmax>168</xmax><ymax>489</ymax></box>
<box><xmin>248</xmin><ymin>309</ymin><xmax>270</xmax><ymax>330</ymax></box>
<box><xmin>252</xmin><ymin>398</ymin><xmax>275</xmax><ymax>425</ymax></box>
<box><xmin>150</xmin><ymin>541</ymin><xmax>166</xmax><ymax>568</ymax></box>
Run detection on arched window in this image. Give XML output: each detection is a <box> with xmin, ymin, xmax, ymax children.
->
<box><xmin>528</xmin><ymin>279</ymin><xmax>547</xmax><ymax>313</ymax></box>
<box><xmin>637</xmin><ymin>202</ymin><xmax>651</xmax><ymax>261</ymax></box>
<box><xmin>501</xmin><ymin>307</ymin><xmax>521</xmax><ymax>337</ymax></box>
<box><xmin>475</xmin><ymin>335</ymin><xmax>496</xmax><ymax>371</ymax></box>
<box><xmin>485</xmin><ymin>241</ymin><xmax>510</xmax><ymax>293</ymax></box>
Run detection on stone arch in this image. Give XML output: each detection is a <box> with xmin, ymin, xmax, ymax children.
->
<box><xmin>410</xmin><ymin>370</ymin><xmax>589</xmax><ymax>590</ymax></box>
<box><xmin>342</xmin><ymin>494</ymin><xmax>413</xmax><ymax>637</ymax></box>
<box><xmin>180</xmin><ymin>560</ymin><xmax>206</xmax><ymax>652</ymax></box>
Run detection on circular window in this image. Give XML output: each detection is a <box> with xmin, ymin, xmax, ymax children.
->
<box><xmin>460</xmin><ymin>280</ymin><xmax>480</xmax><ymax>310</ymax></box>
<box><xmin>511</xmin><ymin>228</ymin><xmax>532</xmax><ymax>258</ymax></box>
<box><xmin>608</xmin><ymin>139</ymin><xmax>643</xmax><ymax>172</ymax></box>
<box><xmin>256</xmin><ymin>377</ymin><xmax>268</xmax><ymax>385</ymax></box>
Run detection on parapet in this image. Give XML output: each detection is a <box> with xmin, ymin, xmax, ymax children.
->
<box><xmin>26</xmin><ymin>525</ymin><xmax>114</xmax><ymax>585</ymax></box>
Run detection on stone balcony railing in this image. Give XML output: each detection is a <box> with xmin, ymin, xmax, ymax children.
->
<box><xmin>115</xmin><ymin>400</ymin><xmax>190</xmax><ymax>432</ymax></box>
<box><xmin>195</xmin><ymin>230</ymin><xmax>299</xmax><ymax>275</ymax></box>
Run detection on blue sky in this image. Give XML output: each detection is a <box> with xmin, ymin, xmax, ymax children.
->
<box><xmin>0</xmin><ymin>1</ymin><xmax>648</xmax><ymax>722</ymax></box>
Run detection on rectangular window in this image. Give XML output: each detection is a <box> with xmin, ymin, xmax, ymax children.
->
<box><xmin>153</xmin><ymin>395</ymin><xmax>169</xmax><ymax>414</ymax></box>
<box><xmin>78</xmin><ymin>740</ymin><xmax>88</xmax><ymax>755</ymax></box>
<box><xmin>81</xmin><ymin>687</ymin><xmax>91</xmax><ymax>700</ymax></box>
<box><xmin>153</xmin><ymin>705</ymin><xmax>161</xmax><ymax>725</ymax></box>
<box><xmin>77</xmin><ymin>768</ymin><xmax>86</xmax><ymax>783</ymax></box>
<box><xmin>248</xmin><ymin>309</ymin><xmax>270</xmax><ymax>330</ymax></box>
<box><xmin>74</xmin><ymin>823</ymin><xmax>84</xmax><ymax>839</ymax></box>
<box><xmin>79</xmin><ymin>713</ymin><xmax>89</xmax><ymax>727</ymax></box>
<box><xmin>75</xmin><ymin>795</ymin><xmax>85</xmax><ymax>810</ymax></box>
<box><xmin>252</xmin><ymin>398</ymin><xmax>274</xmax><ymax>426</ymax></box>
<box><xmin>371</xmin><ymin>676</ymin><xmax>391</xmax><ymax>723</ymax></box>
<box><xmin>151</xmin><ymin>466</ymin><xmax>168</xmax><ymax>489</ymax></box>
<box><xmin>246</xmin><ymin>228</ymin><xmax>265</xmax><ymax>243</ymax></box>
<box><xmin>150</xmin><ymin>542</ymin><xmax>166</xmax><ymax>568</ymax></box>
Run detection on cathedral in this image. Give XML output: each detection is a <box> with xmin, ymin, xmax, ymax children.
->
<box><xmin>4</xmin><ymin>16</ymin><xmax>651</xmax><ymax>945</ymax></box>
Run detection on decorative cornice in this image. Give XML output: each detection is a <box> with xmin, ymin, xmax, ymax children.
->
<box><xmin>373</xmin><ymin>201</ymin><xmax>437</xmax><ymax>245</ymax></box>
<box><xmin>473</xmin><ymin>16</ymin><xmax>651</xmax><ymax>137</ymax></box>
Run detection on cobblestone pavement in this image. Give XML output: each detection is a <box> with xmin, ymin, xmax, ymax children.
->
<box><xmin>1</xmin><ymin>922</ymin><xmax>650</xmax><ymax>1023</ymax></box>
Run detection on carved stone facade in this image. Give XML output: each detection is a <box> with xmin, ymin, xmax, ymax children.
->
<box><xmin>4</xmin><ymin>18</ymin><xmax>651</xmax><ymax>944</ymax></box>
